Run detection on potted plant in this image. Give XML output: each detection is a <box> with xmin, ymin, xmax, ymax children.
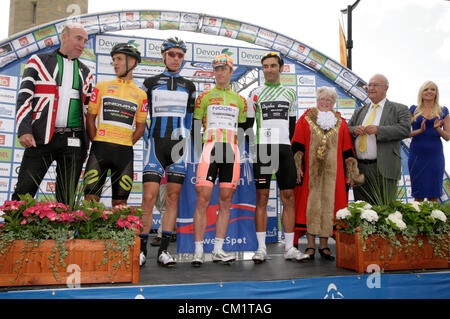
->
<box><xmin>334</xmin><ymin>200</ymin><xmax>449</xmax><ymax>273</ymax></box>
<box><xmin>0</xmin><ymin>194</ymin><xmax>143</xmax><ymax>287</ymax></box>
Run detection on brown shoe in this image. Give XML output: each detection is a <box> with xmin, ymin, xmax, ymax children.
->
<box><xmin>150</xmin><ymin>236</ymin><xmax>161</xmax><ymax>246</ymax></box>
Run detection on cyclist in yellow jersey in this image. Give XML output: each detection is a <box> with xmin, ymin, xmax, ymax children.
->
<box><xmin>84</xmin><ymin>43</ymin><xmax>147</xmax><ymax>207</ymax></box>
<box><xmin>191</xmin><ymin>54</ymin><xmax>248</xmax><ymax>267</ymax></box>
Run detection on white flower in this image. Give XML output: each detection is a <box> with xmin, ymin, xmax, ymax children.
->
<box><xmin>336</xmin><ymin>207</ymin><xmax>351</xmax><ymax>219</ymax></box>
<box><xmin>317</xmin><ymin>110</ymin><xmax>337</xmax><ymax>130</ymax></box>
<box><xmin>363</xmin><ymin>203</ymin><xmax>372</xmax><ymax>210</ymax></box>
<box><xmin>361</xmin><ymin>209</ymin><xmax>379</xmax><ymax>223</ymax></box>
<box><xmin>409</xmin><ymin>201</ymin><xmax>421</xmax><ymax>212</ymax></box>
<box><xmin>387</xmin><ymin>211</ymin><xmax>407</xmax><ymax>230</ymax></box>
<box><xmin>431</xmin><ymin>210</ymin><xmax>447</xmax><ymax>222</ymax></box>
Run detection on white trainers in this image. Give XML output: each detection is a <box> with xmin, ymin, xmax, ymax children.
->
<box><xmin>139</xmin><ymin>251</ymin><xmax>146</xmax><ymax>266</ymax></box>
<box><xmin>212</xmin><ymin>248</ymin><xmax>235</xmax><ymax>263</ymax></box>
<box><xmin>252</xmin><ymin>248</ymin><xmax>267</xmax><ymax>264</ymax></box>
<box><xmin>158</xmin><ymin>250</ymin><xmax>176</xmax><ymax>267</ymax></box>
<box><xmin>284</xmin><ymin>246</ymin><xmax>310</xmax><ymax>261</ymax></box>
<box><xmin>191</xmin><ymin>251</ymin><xmax>204</xmax><ymax>267</ymax></box>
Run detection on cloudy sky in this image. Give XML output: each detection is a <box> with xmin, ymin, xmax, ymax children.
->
<box><xmin>0</xmin><ymin>0</ymin><xmax>449</xmax><ymax>170</ymax></box>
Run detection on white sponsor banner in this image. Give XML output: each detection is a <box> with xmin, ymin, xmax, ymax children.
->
<box><xmin>181</xmin><ymin>13</ymin><xmax>200</xmax><ymax>24</ymax></box>
<box><xmin>201</xmin><ymin>26</ymin><xmax>219</xmax><ymax>36</ymax></box>
<box><xmin>13</xmin><ymin>149</ymin><xmax>24</xmax><ymax>163</ymax></box>
<box><xmin>0</xmin><ymin>118</ymin><xmax>14</xmax><ymax>132</ymax></box>
<box><xmin>292</xmin><ymin>43</ymin><xmax>311</xmax><ymax>56</ymax></box>
<box><xmin>203</xmin><ymin>16</ymin><xmax>222</xmax><ymax>27</ymax></box>
<box><xmin>0</xmin><ymin>177</ymin><xmax>10</xmax><ymax>191</ymax></box>
<box><xmin>0</xmin><ymin>75</ymin><xmax>18</xmax><ymax>90</ymax></box>
<box><xmin>281</xmin><ymin>64</ymin><xmax>296</xmax><ymax>74</ymax></box>
<box><xmin>37</xmin><ymin>36</ymin><xmax>60</xmax><ymax>50</ymax></box>
<box><xmin>272</xmin><ymin>43</ymin><xmax>289</xmax><ymax>55</ymax></box>
<box><xmin>287</xmin><ymin>50</ymin><xmax>306</xmax><ymax>63</ymax></box>
<box><xmin>340</xmin><ymin>69</ymin><xmax>358</xmax><ymax>84</ymax></box>
<box><xmin>193</xmin><ymin>44</ymin><xmax>237</xmax><ymax>63</ymax></box>
<box><xmin>275</xmin><ymin>34</ymin><xmax>293</xmax><ymax>48</ymax></box>
<box><xmin>240</xmin><ymin>24</ymin><xmax>258</xmax><ymax>36</ymax></box>
<box><xmin>97</xmin><ymin>54</ymin><xmax>114</xmax><ymax>74</ymax></box>
<box><xmin>16</xmin><ymin>44</ymin><xmax>38</xmax><ymax>58</ymax></box>
<box><xmin>180</xmin><ymin>23</ymin><xmax>197</xmax><ymax>32</ymax></box>
<box><xmin>298</xmin><ymin>97</ymin><xmax>316</xmax><ymax>108</ymax></box>
<box><xmin>0</xmin><ymin>162</ymin><xmax>11</xmax><ymax>176</ymax></box>
<box><xmin>95</xmin><ymin>35</ymin><xmax>145</xmax><ymax>55</ymax></box>
<box><xmin>12</xmin><ymin>34</ymin><xmax>35</xmax><ymax>50</ymax></box>
<box><xmin>255</xmin><ymin>37</ymin><xmax>273</xmax><ymax>49</ymax></box>
<box><xmin>120</xmin><ymin>12</ymin><xmax>140</xmax><ymax>22</ymax></box>
<box><xmin>258</xmin><ymin>29</ymin><xmax>276</xmax><ymax>42</ymax></box>
<box><xmin>145</xmin><ymin>39</ymin><xmax>164</xmax><ymax>58</ymax></box>
<box><xmin>297</xmin><ymin>86</ymin><xmax>316</xmax><ymax>97</ymax></box>
<box><xmin>220</xmin><ymin>29</ymin><xmax>238</xmax><ymax>40</ymax></box>
<box><xmin>99</xmin><ymin>13</ymin><xmax>120</xmax><ymax>25</ymax></box>
<box><xmin>161</xmin><ymin>11</ymin><xmax>180</xmax><ymax>21</ymax></box>
<box><xmin>350</xmin><ymin>86</ymin><xmax>367</xmax><ymax>101</ymax></box>
<box><xmin>324</xmin><ymin>59</ymin><xmax>343</xmax><ymax>75</ymax></box>
<box><xmin>238</xmin><ymin>48</ymin><xmax>267</xmax><ymax>66</ymax></box>
<box><xmin>140</xmin><ymin>20</ymin><xmax>160</xmax><ymax>30</ymax></box>
<box><xmin>267</xmin><ymin>198</ymin><xmax>277</xmax><ymax>217</ymax></box>
<box><xmin>12</xmin><ymin>163</ymin><xmax>20</xmax><ymax>177</ymax></box>
<box><xmin>297</xmin><ymin>74</ymin><xmax>316</xmax><ymax>86</ymax></box>
<box><xmin>335</xmin><ymin>76</ymin><xmax>352</xmax><ymax>91</ymax></box>
<box><xmin>0</xmin><ymin>53</ymin><xmax>17</xmax><ymax>68</ymax></box>
<box><xmin>0</xmin><ymin>133</ymin><xmax>14</xmax><ymax>147</ymax></box>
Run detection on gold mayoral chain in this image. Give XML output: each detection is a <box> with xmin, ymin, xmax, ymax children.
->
<box><xmin>305</xmin><ymin>109</ymin><xmax>341</xmax><ymax>161</ymax></box>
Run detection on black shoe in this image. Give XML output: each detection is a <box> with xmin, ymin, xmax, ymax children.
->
<box><xmin>171</xmin><ymin>234</ymin><xmax>177</xmax><ymax>242</ymax></box>
<box><xmin>151</xmin><ymin>236</ymin><xmax>161</xmax><ymax>246</ymax></box>
<box><xmin>305</xmin><ymin>247</ymin><xmax>315</xmax><ymax>260</ymax></box>
<box><xmin>318</xmin><ymin>248</ymin><xmax>335</xmax><ymax>261</ymax></box>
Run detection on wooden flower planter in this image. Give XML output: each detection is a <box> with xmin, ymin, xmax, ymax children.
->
<box><xmin>336</xmin><ymin>232</ymin><xmax>449</xmax><ymax>273</ymax></box>
<box><xmin>0</xmin><ymin>237</ymin><xmax>140</xmax><ymax>287</ymax></box>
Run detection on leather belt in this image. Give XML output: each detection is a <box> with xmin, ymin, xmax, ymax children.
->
<box><xmin>357</xmin><ymin>159</ymin><xmax>377</xmax><ymax>164</ymax></box>
<box><xmin>54</xmin><ymin>127</ymin><xmax>83</xmax><ymax>134</ymax></box>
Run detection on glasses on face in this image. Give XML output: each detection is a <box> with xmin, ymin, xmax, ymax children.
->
<box><xmin>167</xmin><ymin>51</ymin><xmax>185</xmax><ymax>59</ymax></box>
<box><xmin>318</xmin><ymin>97</ymin><xmax>334</xmax><ymax>103</ymax></box>
<box><xmin>367</xmin><ymin>83</ymin><xmax>385</xmax><ymax>88</ymax></box>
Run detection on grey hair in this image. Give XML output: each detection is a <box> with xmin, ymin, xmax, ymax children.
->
<box><xmin>61</xmin><ymin>22</ymin><xmax>85</xmax><ymax>35</ymax></box>
<box><xmin>317</xmin><ymin>86</ymin><xmax>338</xmax><ymax>103</ymax></box>
<box><xmin>371</xmin><ymin>73</ymin><xmax>389</xmax><ymax>87</ymax></box>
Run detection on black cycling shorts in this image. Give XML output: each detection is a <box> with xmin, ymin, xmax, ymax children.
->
<box><xmin>253</xmin><ymin>144</ymin><xmax>297</xmax><ymax>190</ymax></box>
<box><xmin>84</xmin><ymin>141</ymin><xmax>134</xmax><ymax>200</ymax></box>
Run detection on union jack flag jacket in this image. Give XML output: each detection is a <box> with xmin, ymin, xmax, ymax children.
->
<box><xmin>16</xmin><ymin>49</ymin><xmax>94</xmax><ymax>144</ymax></box>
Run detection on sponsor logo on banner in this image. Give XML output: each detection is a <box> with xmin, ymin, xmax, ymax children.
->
<box><xmin>0</xmin><ymin>75</ymin><xmax>13</xmax><ymax>89</ymax></box>
<box><xmin>0</xmin><ymin>177</ymin><xmax>9</xmax><ymax>190</ymax></box>
<box><xmin>255</xmin><ymin>37</ymin><xmax>273</xmax><ymax>49</ymax></box>
<box><xmin>179</xmin><ymin>22</ymin><xmax>197</xmax><ymax>32</ymax></box>
<box><xmin>17</xmin><ymin>44</ymin><xmax>39</xmax><ymax>58</ymax></box>
<box><xmin>96</xmin><ymin>35</ymin><xmax>144</xmax><ymax>54</ymax></box>
<box><xmin>99</xmin><ymin>13</ymin><xmax>120</xmax><ymax>24</ymax></box>
<box><xmin>203</xmin><ymin>17</ymin><xmax>222</xmax><ymax>27</ymax></box>
<box><xmin>181</xmin><ymin>13</ymin><xmax>200</xmax><ymax>23</ymax></box>
<box><xmin>220</xmin><ymin>29</ymin><xmax>238</xmax><ymax>39</ymax></box>
<box><xmin>0</xmin><ymin>89</ymin><xmax>16</xmax><ymax>104</ymax></box>
<box><xmin>240</xmin><ymin>24</ymin><xmax>258</xmax><ymax>35</ymax></box>
<box><xmin>293</xmin><ymin>43</ymin><xmax>311</xmax><ymax>56</ymax></box>
<box><xmin>141</xmin><ymin>11</ymin><xmax>160</xmax><ymax>21</ymax></box>
<box><xmin>0</xmin><ymin>148</ymin><xmax>12</xmax><ymax>162</ymax></box>
<box><xmin>0</xmin><ymin>162</ymin><xmax>11</xmax><ymax>176</ymax></box>
<box><xmin>272</xmin><ymin>43</ymin><xmax>289</xmax><ymax>55</ymax></box>
<box><xmin>287</xmin><ymin>50</ymin><xmax>306</xmax><ymax>63</ymax></box>
<box><xmin>33</xmin><ymin>25</ymin><xmax>57</xmax><ymax>41</ymax></box>
<box><xmin>320</xmin><ymin>67</ymin><xmax>337</xmax><ymax>81</ymax></box>
<box><xmin>350</xmin><ymin>86</ymin><xmax>367</xmax><ymax>100</ymax></box>
<box><xmin>298</xmin><ymin>97</ymin><xmax>317</xmax><ymax>109</ymax></box>
<box><xmin>193</xmin><ymin>44</ymin><xmax>236</xmax><ymax>63</ymax></box>
<box><xmin>340</xmin><ymin>70</ymin><xmax>358</xmax><ymax>84</ymax></box>
<box><xmin>0</xmin><ymin>53</ymin><xmax>17</xmax><ymax>68</ymax></box>
<box><xmin>325</xmin><ymin>59</ymin><xmax>343</xmax><ymax>75</ymax></box>
<box><xmin>305</xmin><ymin>58</ymin><xmax>322</xmax><ymax>71</ymax></box>
<box><xmin>237</xmin><ymin>32</ymin><xmax>256</xmax><ymax>44</ymax></box>
<box><xmin>141</xmin><ymin>20</ymin><xmax>160</xmax><ymax>29</ymax></box>
<box><xmin>281</xmin><ymin>64</ymin><xmax>295</xmax><ymax>74</ymax></box>
<box><xmin>279</xmin><ymin>74</ymin><xmax>296</xmax><ymax>86</ymax></box>
<box><xmin>297</xmin><ymin>86</ymin><xmax>316</xmax><ymax>97</ymax></box>
<box><xmin>297</xmin><ymin>75</ymin><xmax>316</xmax><ymax>86</ymax></box>
<box><xmin>12</xmin><ymin>34</ymin><xmax>34</xmax><ymax>50</ymax></box>
<box><xmin>258</xmin><ymin>29</ymin><xmax>277</xmax><ymax>41</ymax></box>
<box><xmin>0</xmin><ymin>133</ymin><xmax>13</xmax><ymax>146</ymax></box>
<box><xmin>0</xmin><ymin>106</ymin><xmax>14</xmax><ymax>118</ymax></box>
<box><xmin>309</xmin><ymin>50</ymin><xmax>327</xmax><ymax>64</ymax></box>
<box><xmin>275</xmin><ymin>34</ymin><xmax>293</xmax><ymax>48</ymax></box>
<box><xmin>0</xmin><ymin>43</ymin><xmax>13</xmax><ymax>57</ymax></box>
<box><xmin>201</xmin><ymin>26</ymin><xmax>219</xmax><ymax>35</ymax></box>
<box><xmin>161</xmin><ymin>11</ymin><xmax>180</xmax><ymax>21</ymax></box>
<box><xmin>222</xmin><ymin>19</ymin><xmax>241</xmax><ymax>31</ymax></box>
<box><xmin>337</xmin><ymin>98</ymin><xmax>356</xmax><ymax>109</ymax></box>
<box><xmin>161</xmin><ymin>21</ymin><xmax>179</xmax><ymax>30</ymax></box>
<box><xmin>239</xmin><ymin>48</ymin><xmax>267</xmax><ymax>66</ymax></box>
<box><xmin>335</xmin><ymin>76</ymin><xmax>352</xmax><ymax>90</ymax></box>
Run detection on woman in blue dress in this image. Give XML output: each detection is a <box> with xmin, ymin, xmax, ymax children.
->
<box><xmin>408</xmin><ymin>81</ymin><xmax>450</xmax><ymax>202</ymax></box>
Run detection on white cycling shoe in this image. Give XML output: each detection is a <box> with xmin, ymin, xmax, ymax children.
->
<box><xmin>284</xmin><ymin>246</ymin><xmax>310</xmax><ymax>261</ymax></box>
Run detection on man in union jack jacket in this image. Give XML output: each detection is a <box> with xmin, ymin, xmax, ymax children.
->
<box><xmin>12</xmin><ymin>23</ymin><xmax>94</xmax><ymax>206</ymax></box>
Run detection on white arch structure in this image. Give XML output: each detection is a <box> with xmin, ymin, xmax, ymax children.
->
<box><xmin>0</xmin><ymin>9</ymin><xmax>370</xmax><ymax>104</ymax></box>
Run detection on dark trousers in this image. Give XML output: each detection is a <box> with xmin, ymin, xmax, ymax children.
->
<box><xmin>12</xmin><ymin>131</ymin><xmax>87</xmax><ymax>206</ymax></box>
<box><xmin>352</xmin><ymin>160</ymin><xmax>398</xmax><ymax>206</ymax></box>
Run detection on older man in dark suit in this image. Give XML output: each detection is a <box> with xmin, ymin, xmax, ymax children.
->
<box><xmin>348</xmin><ymin>74</ymin><xmax>410</xmax><ymax>205</ymax></box>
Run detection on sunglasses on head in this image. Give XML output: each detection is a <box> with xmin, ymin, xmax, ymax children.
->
<box><xmin>167</xmin><ymin>51</ymin><xmax>185</xmax><ymax>59</ymax></box>
<box><xmin>264</xmin><ymin>52</ymin><xmax>279</xmax><ymax>57</ymax></box>
<box><xmin>212</xmin><ymin>57</ymin><xmax>231</xmax><ymax>66</ymax></box>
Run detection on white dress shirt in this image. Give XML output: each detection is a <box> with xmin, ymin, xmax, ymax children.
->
<box><xmin>355</xmin><ymin>98</ymin><xmax>386</xmax><ymax>160</ymax></box>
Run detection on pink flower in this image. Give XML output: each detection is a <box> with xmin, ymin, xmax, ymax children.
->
<box><xmin>20</xmin><ymin>219</ymin><xmax>27</xmax><ymax>225</ymax></box>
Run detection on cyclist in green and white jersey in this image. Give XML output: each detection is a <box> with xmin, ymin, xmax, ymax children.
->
<box><xmin>247</xmin><ymin>52</ymin><xmax>309</xmax><ymax>263</ymax></box>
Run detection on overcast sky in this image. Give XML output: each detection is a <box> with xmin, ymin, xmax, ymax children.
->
<box><xmin>0</xmin><ymin>0</ymin><xmax>449</xmax><ymax>171</ymax></box>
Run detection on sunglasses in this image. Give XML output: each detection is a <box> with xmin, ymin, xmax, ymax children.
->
<box><xmin>264</xmin><ymin>52</ymin><xmax>280</xmax><ymax>57</ymax></box>
<box><xmin>212</xmin><ymin>57</ymin><xmax>231</xmax><ymax>66</ymax></box>
<box><xmin>167</xmin><ymin>51</ymin><xmax>185</xmax><ymax>59</ymax></box>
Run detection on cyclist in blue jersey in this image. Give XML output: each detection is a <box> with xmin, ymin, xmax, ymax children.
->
<box><xmin>140</xmin><ymin>37</ymin><xmax>196</xmax><ymax>267</ymax></box>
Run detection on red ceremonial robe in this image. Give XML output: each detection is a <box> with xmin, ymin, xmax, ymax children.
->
<box><xmin>292</xmin><ymin>108</ymin><xmax>355</xmax><ymax>238</ymax></box>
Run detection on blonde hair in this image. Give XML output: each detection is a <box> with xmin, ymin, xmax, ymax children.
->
<box><xmin>412</xmin><ymin>81</ymin><xmax>441</xmax><ymax>122</ymax></box>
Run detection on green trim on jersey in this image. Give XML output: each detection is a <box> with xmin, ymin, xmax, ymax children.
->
<box><xmin>194</xmin><ymin>86</ymin><xmax>247</xmax><ymax>144</ymax></box>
